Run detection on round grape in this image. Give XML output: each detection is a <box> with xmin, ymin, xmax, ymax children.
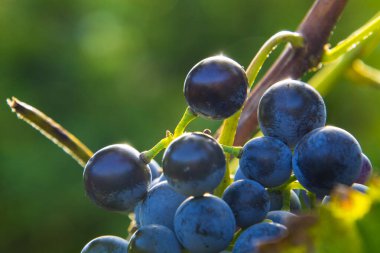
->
<box><xmin>222</xmin><ymin>179</ymin><xmax>270</xmax><ymax>228</ymax></box>
<box><xmin>139</xmin><ymin>181</ymin><xmax>186</xmax><ymax>230</ymax></box>
<box><xmin>239</xmin><ymin>136</ymin><xmax>292</xmax><ymax>187</ymax></box>
<box><xmin>293</xmin><ymin>126</ymin><xmax>362</xmax><ymax>196</ymax></box>
<box><xmin>163</xmin><ymin>132</ymin><xmax>226</xmax><ymax>196</ymax></box>
<box><xmin>258</xmin><ymin>79</ymin><xmax>326</xmax><ymax>147</ymax></box>
<box><xmin>174</xmin><ymin>194</ymin><xmax>236</xmax><ymax>253</ymax></box>
<box><xmin>81</xmin><ymin>235</ymin><xmax>129</xmax><ymax>253</ymax></box>
<box><xmin>128</xmin><ymin>224</ymin><xmax>181</xmax><ymax>253</ymax></box>
<box><xmin>233</xmin><ymin>222</ymin><xmax>288</xmax><ymax>253</ymax></box>
<box><xmin>184</xmin><ymin>55</ymin><xmax>248</xmax><ymax>119</ymax></box>
<box><xmin>83</xmin><ymin>144</ymin><xmax>151</xmax><ymax>212</ymax></box>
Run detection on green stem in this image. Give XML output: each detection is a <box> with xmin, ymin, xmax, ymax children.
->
<box><xmin>322</xmin><ymin>13</ymin><xmax>380</xmax><ymax>63</ymax></box>
<box><xmin>7</xmin><ymin>97</ymin><xmax>93</xmax><ymax>167</ymax></box>
<box><xmin>221</xmin><ymin>144</ymin><xmax>243</xmax><ymax>158</ymax></box>
<box><xmin>140</xmin><ymin>136</ymin><xmax>172</xmax><ymax>164</ymax></box>
<box><xmin>214</xmin><ymin>110</ymin><xmax>241</xmax><ymax>196</ymax></box>
<box><xmin>268</xmin><ymin>175</ymin><xmax>297</xmax><ymax>192</ymax></box>
<box><xmin>173</xmin><ymin>107</ymin><xmax>197</xmax><ymax>138</ymax></box>
<box><xmin>350</xmin><ymin>59</ymin><xmax>380</xmax><ymax>87</ymax></box>
<box><xmin>246</xmin><ymin>31</ymin><xmax>304</xmax><ymax>88</ymax></box>
<box><xmin>140</xmin><ymin>107</ymin><xmax>197</xmax><ymax>163</ymax></box>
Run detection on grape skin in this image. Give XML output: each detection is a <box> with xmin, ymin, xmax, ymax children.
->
<box><xmin>139</xmin><ymin>181</ymin><xmax>186</xmax><ymax>230</ymax></box>
<box><xmin>83</xmin><ymin>144</ymin><xmax>151</xmax><ymax>212</ymax></box>
<box><xmin>239</xmin><ymin>136</ymin><xmax>292</xmax><ymax>187</ymax></box>
<box><xmin>184</xmin><ymin>55</ymin><xmax>248</xmax><ymax>120</ymax></box>
<box><xmin>258</xmin><ymin>79</ymin><xmax>326</xmax><ymax>147</ymax></box>
<box><xmin>81</xmin><ymin>235</ymin><xmax>129</xmax><ymax>253</ymax></box>
<box><xmin>233</xmin><ymin>222</ymin><xmax>288</xmax><ymax>253</ymax></box>
<box><xmin>293</xmin><ymin>126</ymin><xmax>362</xmax><ymax>196</ymax></box>
<box><xmin>174</xmin><ymin>194</ymin><xmax>236</xmax><ymax>253</ymax></box>
<box><xmin>222</xmin><ymin>179</ymin><xmax>270</xmax><ymax>228</ymax></box>
<box><xmin>128</xmin><ymin>224</ymin><xmax>181</xmax><ymax>253</ymax></box>
<box><xmin>162</xmin><ymin>132</ymin><xmax>226</xmax><ymax>196</ymax></box>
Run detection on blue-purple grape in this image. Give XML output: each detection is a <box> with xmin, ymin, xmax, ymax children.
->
<box><xmin>162</xmin><ymin>132</ymin><xmax>226</xmax><ymax>196</ymax></box>
<box><xmin>83</xmin><ymin>144</ymin><xmax>151</xmax><ymax>212</ymax></box>
<box><xmin>139</xmin><ymin>181</ymin><xmax>186</xmax><ymax>230</ymax></box>
<box><xmin>81</xmin><ymin>235</ymin><xmax>129</xmax><ymax>253</ymax></box>
<box><xmin>258</xmin><ymin>79</ymin><xmax>326</xmax><ymax>147</ymax></box>
<box><xmin>184</xmin><ymin>55</ymin><xmax>248</xmax><ymax>119</ymax></box>
<box><xmin>128</xmin><ymin>225</ymin><xmax>181</xmax><ymax>253</ymax></box>
<box><xmin>174</xmin><ymin>194</ymin><xmax>236</xmax><ymax>253</ymax></box>
<box><xmin>233</xmin><ymin>222</ymin><xmax>288</xmax><ymax>253</ymax></box>
<box><xmin>239</xmin><ymin>136</ymin><xmax>292</xmax><ymax>187</ymax></box>
<box><xmin>293</xmin><ymin>126</ymin><xmax>362</xmax><ymax>196</ymax></box>
<box><xmin>222</xmin><ymin>179</ymin><xmax>269</xmax><ymax>228</ymax></box>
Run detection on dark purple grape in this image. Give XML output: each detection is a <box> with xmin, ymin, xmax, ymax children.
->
<box><xmin>233</xmin><ymin>222</ymin><xmax>288</xmax><ymax>253</ymax></box>
<box><xmin>222</xmin><ymin>179</ymin><xmax>269</xmax><ymax>228</ymax></box>
<box><xmin>162</xmin><ymin>132</ymin><xmax>226</xmax><ymax>196</ymax></box>
<box><xmin>258</xmin><ymin>79</ymin><xmax>326</xmax><ymax>147</ymax></box>
<box><xmin>293</xmin><ymin>126</ymin><xmax>362</xmax><ymax>196</ymax></box>
<box><xmin>174</xmin><ymin>194</ymin><xmax>236</xmax><ymax>253</ymax></box>
<box><xmin>84</xmin><ymin>144</ymin><xmax>151</xmax><ymax>212</ymax></box>
<box><xmin>81</xmin><ymin>235</ymin><xmax>129</xmax><ymax>253</ymax></box>
<box><xmin>139</xmin><ymin>181</ymin><xmax>186</xmax><ymax>230</ymax></box>
<box><xmin>184</xmin><ymin>55</ymin><xmax>248</xmax><ymax>119</ymax></box>
<box><xmin>239</xmin><ymin>136</ymin><xmax>292</xmax><ymax>187</ymax></box>
<box><xmin>355</xmin><ymin>153</ymin><xmax>372</xmax><ymax>184</ymax></box>
<box><xmin>128</xmin><ymin>225</ymin><xmax>181</xmax><ymax>253</ymax></box>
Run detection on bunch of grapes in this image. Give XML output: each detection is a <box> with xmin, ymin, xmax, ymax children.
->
<box><xmin>80</xmin><ymin>55</ymin><xmax>372</xmax><ymax>253</ymax></box>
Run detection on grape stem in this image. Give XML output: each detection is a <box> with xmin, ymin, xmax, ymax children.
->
<box><xmin>220</xmin><ymin>144</ymin><xmax>243</xmax><ymax>158</ymax></box>
<box><xmin>322</xmin><ymin>12</ymin><xmax>380</xmax><ymax>63</ymax></box>
<box><xmin>268</xmin><ymin>175</ymin><xmax>298</xmax><ymax>192</ymax></box>
<box><xmin>246</xmin><ymin>31</ymin><xmax>304</xmax><ymax>88</ymax></box>
<box><xmin>6</xmin><ymin>97</ymin><xmax>93</xmax><ymax>167</ymax></box>
<box><xmin>173</xmin><ymin>107</ymin><xmax>198</xmax><ymax>138</ymax></box>
<box><xmin>140</xmin><ymin>107</ymin><xmax>197</xmax><ymax>163</ymax></box>
<box><xmin>140</xmin><ymin>135</ymin><xmax>172</xmax><ymax>164</ymax></box>
<box><xmin>350</xmin><ymin>59</ymin><xmax>380</xmax><ymax>88</ymax></box>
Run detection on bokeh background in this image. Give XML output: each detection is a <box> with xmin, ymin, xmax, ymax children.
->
<box><xmin>1</xmin><ymin>0</ymin><xmax>380</xmax><ymax>252</ymax></box>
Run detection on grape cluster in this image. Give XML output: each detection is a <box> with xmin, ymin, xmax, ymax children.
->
<box><xmin>80</xmin><ymin>56</ymin><xmax>372</xmax><ymax>253</ymax></box>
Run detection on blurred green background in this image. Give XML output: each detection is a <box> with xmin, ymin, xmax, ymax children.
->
<box><xmin>1</xmin><ymin>0</ymin><xmax>380</xmax><ymax>252</ymax></box>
